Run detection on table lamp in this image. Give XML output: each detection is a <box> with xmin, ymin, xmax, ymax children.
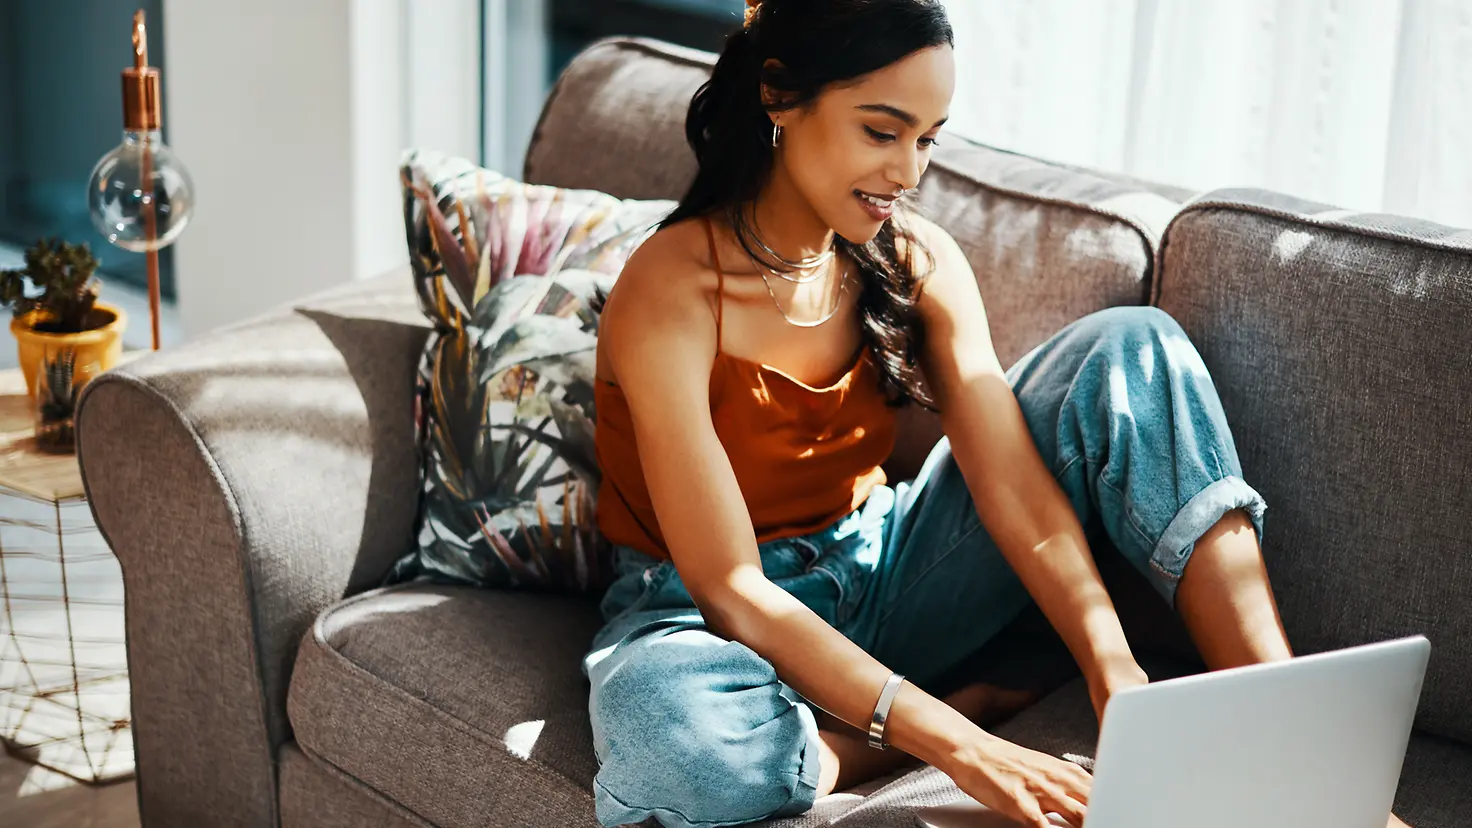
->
<box><xmin>86</xmin><ymin>9</ymin><xmax>194</xmax><ymax>351</ymax></box>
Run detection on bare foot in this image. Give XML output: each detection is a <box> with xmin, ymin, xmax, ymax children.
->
<box><xmin>815</xmin><ymin>727</ymin><xmax>921</xmax><ymax>795</ymax></box>
<box><xmin>943</xmin><ymin>681</ymin><xmax>1042</xmax><ymax>729</ymax></box>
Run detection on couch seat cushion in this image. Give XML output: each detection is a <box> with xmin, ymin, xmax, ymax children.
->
<box><xmin>288</xmin><ymin>584</ymin><xmax>604</xmax><ymax>827</ymax></box>
<box><xmin>1394</xmin><ymin>733</ymin><xmax>1472</xmax><ymax>827</ymax></box>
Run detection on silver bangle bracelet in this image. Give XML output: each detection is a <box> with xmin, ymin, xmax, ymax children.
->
<box><xmin>868</xmin><ymin>673</ymin><xmax>906</xmax><ymax>750</ymax></box>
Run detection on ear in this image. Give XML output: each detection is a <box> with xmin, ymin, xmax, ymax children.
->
<box><xmin>759</xmin><ymin>58</ymin><xmax>791</xmax><ymax>114</ymax></box>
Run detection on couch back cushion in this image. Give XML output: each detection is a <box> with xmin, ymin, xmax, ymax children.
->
<box><xmin>526</xmin><ymin>39</ymin><xmax>709</xmax><ymax>201</ymax></box>
<box><xmin>1155</xmin><ymin>189</ymin><xmax>1472</xmax><ymax>744</ymax></box>
<box><xmin>526</xmin><ymin>37</ymin><xmax>1182</xmax><ymax>478</ymax></box>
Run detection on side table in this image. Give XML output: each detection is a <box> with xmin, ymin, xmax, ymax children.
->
<box><xmin>0</xmin><ymin>365</ymin><xmax>133</xmax><ymax>784</ymax></box>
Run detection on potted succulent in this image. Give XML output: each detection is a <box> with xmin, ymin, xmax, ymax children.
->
<box><xmin>0</xmin><ymin>237</ymin><xmax>127</xmax><ymax>400</ymax></box>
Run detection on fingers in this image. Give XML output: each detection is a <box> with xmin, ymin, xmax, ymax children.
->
<box><xmin>1045</xmin><ymin>794</ymin><xmax>1088</xmax><ymax>827</ymax></box>
<box><xmin>1044</xmin><ymin>757</ymin><xmax>1091</xmax><ymax>802</ymax></box>
<box><xmin>1015</xmin><ymin>796</ymin><xmax>1052</xmax><ymax>828</ymax></box>
<box><xmin>1038</xmin><ymin>758</ymin><xmax>1090</xmax><ymax>826</ymax></box>
<box><xmin>952</xmin><ymin>741</ymin><xmax>1092</xmax><ymax>828</ymax></box>
<box><xmin>1058</xmin><ymin>761</ymin><xmax>1092</xmax><ymax>802</ymax></box>
<box><xmin>1034</xmin><ymin>781</ymin><xmax>1087</xmax><ymax>826</ymax></box>
<box><xmin>1016</xmin><ymin>789</ymin><xmax>1085</xmax><ymax>828</ymax></box>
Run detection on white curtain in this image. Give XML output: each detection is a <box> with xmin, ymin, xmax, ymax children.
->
<box><xmin>944</xmin><ymin>0</ymin><xmax>1472</xmax><ymax>228</ymax></box>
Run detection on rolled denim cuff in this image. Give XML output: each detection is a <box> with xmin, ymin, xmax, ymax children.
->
<box><xmin>1149</xmin><ymin>475</ymin><xmax>1268</xmax><ymax>606</ymax></box>
<box><xmin>772</xmin><ymin>683</ymin><xmax>822</xmax><ymax>818</ymax></box>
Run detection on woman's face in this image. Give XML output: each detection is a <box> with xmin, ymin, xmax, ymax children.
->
<box><xmin>775</xmin><ymin>45</ymin><xmax>955</xmax><ymax>244</ymax></box>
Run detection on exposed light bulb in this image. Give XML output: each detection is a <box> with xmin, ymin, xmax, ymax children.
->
<box><xmin>84</xmin><ymin>8</ymin><xmax>192</xmax><ymax>350</ymax></box>
<box><xmin>87</xmin><ymin>129</ymin><xmax>194</xmax><ymax>253</ymax></box>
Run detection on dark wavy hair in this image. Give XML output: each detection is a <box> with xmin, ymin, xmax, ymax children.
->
<box><xmin>663</xmin><ymin>0</ymin><xmax>953</xmax><ymax>410</ymax></box>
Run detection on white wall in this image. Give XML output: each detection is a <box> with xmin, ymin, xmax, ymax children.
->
<box><xmin>165</xmin><ymin>0</ymin><xmax>513</xmax><ymax>338</ymax></box>
<box><xmin>349</xmin><ymin>0</ymin><xmax>410</xmax><ymax>287</ymax></box>
<box><xmin>166</xmin><ymin>0</ymin><xmax>356</xmax><ymax>337</ymax></box>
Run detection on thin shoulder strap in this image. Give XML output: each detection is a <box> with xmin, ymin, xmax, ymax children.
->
<box><xmin>702</xmin><ymin>217</ymin><xmax>724</xmax><ymax>352</ymax></box>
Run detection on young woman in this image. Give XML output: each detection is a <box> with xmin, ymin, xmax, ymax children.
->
<box><xmin>584</xmin><ymin>2</ymin><xmax>1410</xmax><ymax>827</ymax></box>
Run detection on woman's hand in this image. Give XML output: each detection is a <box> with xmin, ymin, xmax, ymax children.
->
<box><xmin>937</xmin><ymin>731</ymin><xmax>1092</xmax><ymax>828</ymax></box>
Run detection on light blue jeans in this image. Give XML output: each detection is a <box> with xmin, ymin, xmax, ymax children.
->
<box><xmin>581</xmin><ymin>307</ymin><xmax>1268</xmax><ymax>828</ymax></box>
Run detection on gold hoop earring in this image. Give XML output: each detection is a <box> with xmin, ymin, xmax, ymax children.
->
<box><xmin>771</xmin><ymin>124</ymin><xmax>782</xmax><ymax>148</ymax></box>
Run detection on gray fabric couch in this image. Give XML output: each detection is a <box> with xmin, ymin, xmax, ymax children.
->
<box><xmin>75</xmin><ymin>38</ymin><xmax>1472</xmax><ymax>828</ymax></box>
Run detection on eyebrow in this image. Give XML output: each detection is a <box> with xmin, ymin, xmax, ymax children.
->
<box><xmin>856</xmin><ymin>103</ymin><xmax>949</xmax><ymax>130</ymax></box>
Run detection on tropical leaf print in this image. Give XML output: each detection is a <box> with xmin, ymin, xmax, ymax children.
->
<box><xmin>385</xmin><ymin>149</ymin><xmax>674</xmax><ymax>594</ymax></box>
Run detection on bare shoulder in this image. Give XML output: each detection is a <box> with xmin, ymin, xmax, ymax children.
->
<box><xmin>898</xmin><ymin>210</ymin><xmax>969</xmax><ymax>274</ymax></box>
<box><xmin>898</xmin><ymin>214</ymin><xmax>1002</xmax><ymax>381</ymax></box>
<box><xmin>598</xmin><ymin>218</ymin><xmax>720</xmax><ymax>381</ymax></box>
<box><xmin>602</xmin><ymin>219</ymin><xmax>716</xmax><ymax>331</ymax></box>
<box><xmin>896</xmin><ymin>211</ymin><xmax>977</xmax><ymax>311</ymax></box>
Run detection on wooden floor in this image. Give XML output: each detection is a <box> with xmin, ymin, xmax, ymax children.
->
<box><xmin>0</xmin><ymin>752</ymin><xmax>139</xmax><ymax>828</ymax></box>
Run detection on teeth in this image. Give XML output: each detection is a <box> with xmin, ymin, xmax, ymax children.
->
<box><xmin>859</xmin><ymin>193</ymin><xmax>892</xmax><ymax>207</ymax></box>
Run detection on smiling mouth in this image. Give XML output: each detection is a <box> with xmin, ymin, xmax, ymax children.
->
<box><xmin>855</xmin><ymin>190</ymin><xmax>897</xmax><ymax>207</ymax></box>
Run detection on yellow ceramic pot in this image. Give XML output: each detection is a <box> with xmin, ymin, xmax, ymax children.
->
<box><xmin>11</xmin><ymin>302</ymin><xmax>128</xmax><ymax>400</ymax></box>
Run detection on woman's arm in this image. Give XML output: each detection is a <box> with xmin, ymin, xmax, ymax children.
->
<box><xmin>908</xmin><ymin>218</ymin><xmax>1150</xmax><ymax>717</ymax></box>
<box><xmin>602</xmin><ymin>236</ymin><xmax>978</xmax><ymax>767</ymax></box>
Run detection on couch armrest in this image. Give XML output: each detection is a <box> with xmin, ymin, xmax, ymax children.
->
<box><xmin>76</xmin><ymin>271</ymin><xmax>429</xmax><ymax>828</ymax></box>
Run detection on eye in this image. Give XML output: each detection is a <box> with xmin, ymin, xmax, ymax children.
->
<box><xmin>867</xmin><ymin>125</ymin><xmax>940</xmax><ymax>149</ymax></box>
<box><xmin>863</xmin><ymin>125</ymin><xmax>896</xmax><ymax>143</ymax></box>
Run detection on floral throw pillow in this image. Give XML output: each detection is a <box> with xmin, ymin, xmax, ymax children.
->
<box><xmin>384</xmin><ymin>149</ymin><xmax>674</xmax><ymax>594</ymax></box>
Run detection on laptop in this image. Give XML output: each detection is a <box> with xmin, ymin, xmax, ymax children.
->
<box><xmin>915</xmin><ymin>635</ymin><xmax>1430</xmax><ymax>828</ymax></box>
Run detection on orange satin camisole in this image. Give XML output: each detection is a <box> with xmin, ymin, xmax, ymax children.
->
<box><xmin>593</xmin><ymin>218</ymin><xmax>898</xmax><ymax>560</ymax></box>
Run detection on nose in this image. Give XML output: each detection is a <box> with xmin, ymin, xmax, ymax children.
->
<box><xmin>886</xmin><ymin>143</ymin><xmax>924</xmax><ymax>193</ymax></box>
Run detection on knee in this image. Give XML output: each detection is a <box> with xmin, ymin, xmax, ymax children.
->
<box><xmin>592</xmin><ymin>635</ymin><xmax>774</xmax><ymax>735</ymax></box>
<box><xmin>1081</xmin><ymin>306</ymin><xmax>1185</xmax><ymax>348</ymax></box>
<box><xmin>590</xmin><ymin>638</ymin><xmax>817</xmax><ymax>826</ymax></box>
<box><xmin>1072</xmin><ymin>306</ymin><xmax>1200</xmax><ymax>378</ymax></box>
